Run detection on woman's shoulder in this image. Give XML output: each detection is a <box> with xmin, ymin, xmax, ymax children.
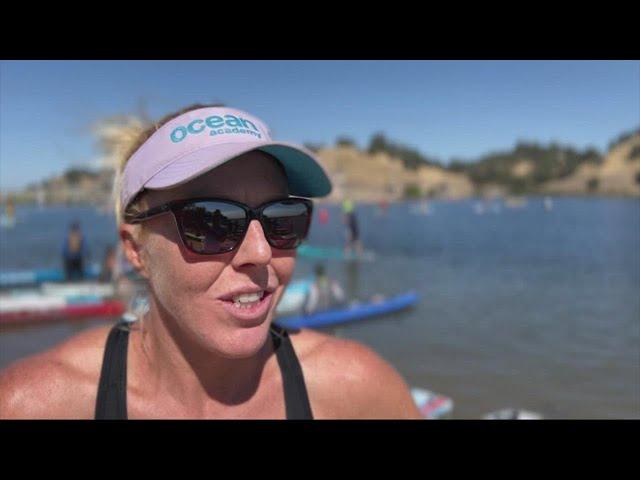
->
<box><xmin>0</xmin><ymin>324</ymin><xmax>114</xmax><ymax>419</ymax></box>
<box><xmin>287</xmin><ymin>328</ymin><xmax>421</xmax><ymax>419</ymax></box>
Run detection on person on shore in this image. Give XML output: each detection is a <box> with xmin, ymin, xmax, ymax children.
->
<box><xmin>303</xmin><ymin>263</ymin><xmax>346</xmax><ymax>315</ymax></box>
<box><xmin>0</xmin><ymin>104</ymin><xmax>420</xmax><ymax>419</ymax></box>
<box><xmin>62</xmin><ymin>221</ymin><xmax>88</xmax><ymax>281</ymax></box>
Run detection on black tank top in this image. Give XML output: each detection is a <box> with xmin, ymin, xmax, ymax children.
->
<box><xmin>94</xmin><ymin>319</ymin><xmax>313</xmax><ymax>419</ymax></box>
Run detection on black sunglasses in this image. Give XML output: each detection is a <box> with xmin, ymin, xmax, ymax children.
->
<box><xmin>125</xmin><ymin>197</ymin><xmax>313</xmax><ymax>255</ymax></box>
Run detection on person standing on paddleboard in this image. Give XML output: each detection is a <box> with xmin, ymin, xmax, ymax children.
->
<box><xmin>0</xmin><ymin>104</ymin><xmax>420</xmax><ymax>419</ymax></box>
<box><xmin>342</xmin><ymin>198</ymin><xmax>363</xmax><ymax>255</ymax></box>
<box><xmin>62</xmin><ymin>221</ymin><xmax>88</xmax><ymax>281</ymax></box>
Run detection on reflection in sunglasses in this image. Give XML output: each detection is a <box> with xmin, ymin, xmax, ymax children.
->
<box><xmin>184</xmin><ymin>231</ymin><xmax>206</xmax><ymax>250</ymax></box>
<box><xmin>164</xmin><ymin>198</ymin><xmax>312</xmax><ymax>253</ymax></box>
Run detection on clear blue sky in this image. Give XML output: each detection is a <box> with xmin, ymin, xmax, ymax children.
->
<box><xmin>1</xmin><ymin>60</ymin><xmax>638</xmax><ymax>192</ymax></box>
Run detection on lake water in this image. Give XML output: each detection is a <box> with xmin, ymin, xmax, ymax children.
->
<box><xmin>1</xmin><ymin>197</ymin><xmax>638</xmax><ymax>419</ymax></box>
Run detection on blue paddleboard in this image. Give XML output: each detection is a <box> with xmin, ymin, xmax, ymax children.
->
<box><xmin>275</xmin><ymin>291</ymin><xmax>418</xmax><ymax>329</ymax></box>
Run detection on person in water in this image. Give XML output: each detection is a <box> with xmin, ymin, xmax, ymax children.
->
<box><xmin>303</xmin><ymin>263</ymin><xmax>346</xmax><ymax>315</ymax></box>
<box><xmin>62</xmin><ymin>221</ymin><xmax>88</xmax><ymax>281</ymax></box>
<box><xmin>0</xmin><ymin>104</ymin><xmax>420</xmax><ymax>419</ymax></box>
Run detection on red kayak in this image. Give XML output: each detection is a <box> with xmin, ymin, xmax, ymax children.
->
<box><xmin>0</xmin><ymin>300</ymin><xmax>126</xmax><ymax>327</ymax></box>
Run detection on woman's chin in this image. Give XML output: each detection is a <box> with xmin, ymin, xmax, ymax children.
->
<box><xmin>204</xmin><ymin>321</ymin><xmax>272</xmax><ymax>359</ymax></box>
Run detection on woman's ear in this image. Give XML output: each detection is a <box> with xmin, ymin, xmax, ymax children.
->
<box><xmin>119</xmin><ymin>223</ymin><xmax>150</xmax><ymax>279</ymax></box>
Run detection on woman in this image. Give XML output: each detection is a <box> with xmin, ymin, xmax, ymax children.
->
<box><xmin>0</xmin><ymin>104</ymin><xmax>420</xmax><ymax>419</ymax></box>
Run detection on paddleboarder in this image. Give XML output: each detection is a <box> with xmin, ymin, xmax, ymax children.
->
<box><xmin>303</xmin><ymin>263</ymin><xmax>346</xmax><ymax>315</ymax></box>
<box><xmin>62</xmin><ymin>221</ymin><xmax>88</xmax><ymax>281</ymax></box>
<box><xmin>342</xmin><ymin>198</ymin><xmax>363</xmax><ymax>255</ymax></box>
<box><xmin>0</xmin><ymin>104</ymin><xmax>420</xmax><ymax>419</ymax></box>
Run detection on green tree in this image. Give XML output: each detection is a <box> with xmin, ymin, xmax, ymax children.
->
<box><xmin>64</xmin><ymin>168</ymin><xmax>98</xmax><ymax>185</ymax></box>
<box><xmin>366</xmin><ymin>132</ymin><xmax>440</xmax><ymax>169</ymax></box>
<box><xmin>628</xmin><ymin>145</ymin><xmax>640</xmax><ymax>161</ymax></box>
<box><xmin>336</xmin><ymin>136</ymin><xmax>356</xmax><ymax>147</ymax></box>
<box><xmin>303</xmin><ymin>142</ymin><xmax>325</xmax><ymax>153</ymax></box>
<box><xmin>403</xmin><ymin>183</ymin><xmax>422</xmax><ymax>199</ymax></box>
<box><xmin>607</xmin><ymin>128</ymin><xmax>640</xmax><ymax>151</ymax></box>
<box><xmin>367</xmin><ymin>132</ymin><xmax>388</xmax><ymax>154</ymax></box>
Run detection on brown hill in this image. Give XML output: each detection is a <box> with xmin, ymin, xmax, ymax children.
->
<box><xmin>541</xmin><ymin>132</ymin><xmax>640</xmax><ymax>196</ymax></box>
<box><xmin>315</xmin><ymin>146</ymin><xmax>474</xmax><ymax>203</ymax></box>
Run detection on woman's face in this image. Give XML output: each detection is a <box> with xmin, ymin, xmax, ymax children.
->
<box><xmin>122</xmin><ymin>151</ymin><xmax>297</xmax><ymax>359</ymax></box>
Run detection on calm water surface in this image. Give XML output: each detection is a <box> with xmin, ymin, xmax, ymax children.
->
<box><xmin>1</xmin><ymin>197</ymin><xmax>638</xmax><ymax>419</ymax></box>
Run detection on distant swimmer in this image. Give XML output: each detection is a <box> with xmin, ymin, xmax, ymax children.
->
<box><xmin>62</xmin><ymin>221</ymin><xmax>88</xmax><ymax>281</ymax></box>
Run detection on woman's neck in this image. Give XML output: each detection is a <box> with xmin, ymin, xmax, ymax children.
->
<box><xmin>130</xmin><ymin>301</ymin><xmax>275</xmax><ymax>415</ymax></box>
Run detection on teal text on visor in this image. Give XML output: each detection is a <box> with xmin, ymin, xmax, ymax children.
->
<box><xmin>170</xmin><ymin>114</ymin><xmax>262</xmax><ymax>143</ymax></box>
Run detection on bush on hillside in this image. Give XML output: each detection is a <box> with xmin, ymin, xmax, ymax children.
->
<box><xmin>336</xmin><ymin>136</ymin><xmax>357</xmax><ymax>148</ymax></box>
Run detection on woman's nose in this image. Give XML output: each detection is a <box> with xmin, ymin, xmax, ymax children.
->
<box><xmin>232</xmin><ymin>219</ymin><xmax>272</xmax><ymax>267</ymax></box>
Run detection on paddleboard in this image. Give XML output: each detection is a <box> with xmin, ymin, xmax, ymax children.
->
<box><xmin>0</xmin><ymin>263</ymin><xmax>102</xmax><ymax>288</ymax></box>
<box><xmin>411</xmin><ymin>387</ymin><xmax>454</xmax><ymax>419</ymax></box>
<box><xmin>483</xmin><ymin>409</ymin><xmax>543</xmax><ymax>420</ymax></box>
<box><xmin>275</xmin><ymin>291</ymin><xmax>418</xmax><ymax>329</ymax></box>
<box><xmin>298</xmin><ymin>244</ymin><xmax>376</xmax><ymax>262</ymax></box>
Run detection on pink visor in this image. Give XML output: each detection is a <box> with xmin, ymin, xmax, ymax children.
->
<box><xmin>120</xmin><ymin>106</ymin><xmax>332</xmax><ymax>213</ymax></box>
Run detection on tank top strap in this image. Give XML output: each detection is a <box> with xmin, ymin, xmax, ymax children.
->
<box><xmin>270</xmin><ymin>324</ymin><xmax>314</xmax><ymax>420</ymax></box>
<box><xmin>94</xmin><ymin>319</ymin><xmax>131</xmax><ymax>420</ymax></box>
<box><xmin>94</xmin><ymin>320</ymin><xmax>313</xmax><ymax>420</ymax></box>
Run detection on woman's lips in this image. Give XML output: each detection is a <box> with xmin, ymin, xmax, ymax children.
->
<box><xmin>219</xmin><ymin>291</ymin><xmax>274</xmax><ymax>326</ymax></box>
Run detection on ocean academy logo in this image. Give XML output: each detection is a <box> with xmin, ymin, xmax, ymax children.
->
<box><xmin>170</xmin><ymin>114</ymin><xmax>263</xmax><ymax>143</ymax></box>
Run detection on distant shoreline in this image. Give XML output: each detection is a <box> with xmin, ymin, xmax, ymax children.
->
<box><xmin>3</xmin><ymin>194</ymin><xmax>639</xmax><ymax>211</ymax></box>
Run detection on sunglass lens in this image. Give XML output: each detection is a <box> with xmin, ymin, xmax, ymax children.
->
<box><xmin>262</xmin><ymin>200</ymin><xmax>311</xmax><ymax>249</ymax></box>
<box><xmin>178</xmin><ymin>201</ymin><xmax>248</xmax><ymax>254</ymax></box>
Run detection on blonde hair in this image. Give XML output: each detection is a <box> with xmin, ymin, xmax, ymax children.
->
<box><xmin>111</xmin><ymin>103</ymin><xmax>226</xmax><ymax>223</ymax></box>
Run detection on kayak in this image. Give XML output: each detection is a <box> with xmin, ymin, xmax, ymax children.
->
<box><xmin>411</xmin><ymin>387</ymin><xmax>454</xmax><ymax>419</ymax></box>
<box><xmin>0</xmin><ymin>281</ymin><xmax>122</xmax><ymax>326</ymax></box>
<box><xmin>0</xmin><ymin>299</ymin><xmax>125</xmax><ymax>326</ymax></box>
<box><xmin>0</xmin><ymin>264</ymin><xmax>102</xmax><ymax>288</ymax></box>
<box><xmin>298</xmin><ymin>244</ymin><xmax>376</xmax><ymax>262</ymax></box>
<box><xmin>275</xmin><ymin>291</ymin><xmax>418</xmax><ymax>329</ymax></box>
